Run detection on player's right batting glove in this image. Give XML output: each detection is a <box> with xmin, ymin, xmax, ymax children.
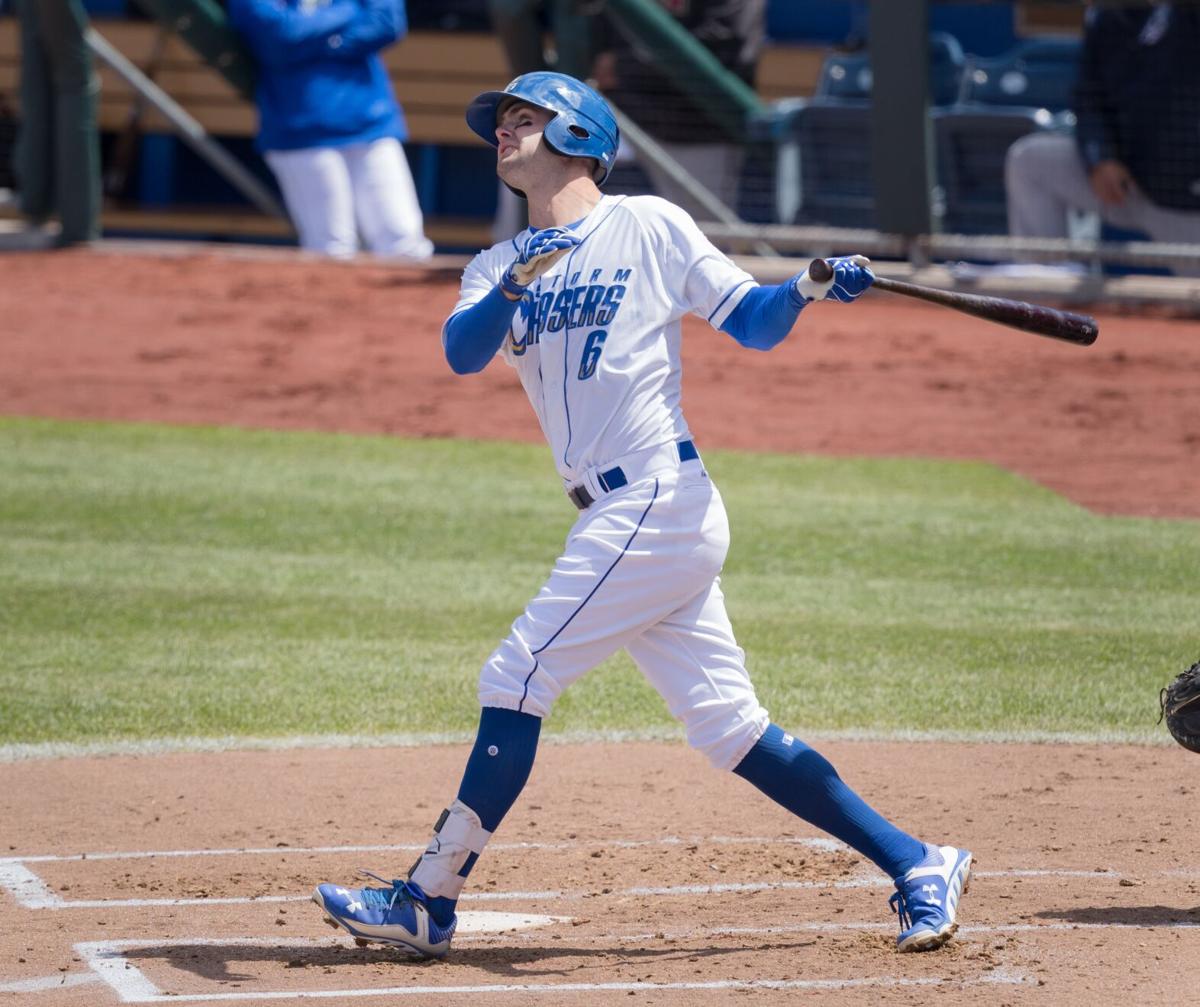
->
<box><xmin>793</xmin><ymin>255</ymin><xmax>875</xmax><ymax>303</ymax></box>
<box><xmin>499</xmin><ymin>226</ymin><xmax>584</xmax><ymax>300</ymax></box>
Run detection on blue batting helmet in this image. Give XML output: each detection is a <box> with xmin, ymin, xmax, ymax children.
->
<box><xmin>466</xmin><ymin>72</ymin><xmax>620</xmax><ymax>185</ymax></box>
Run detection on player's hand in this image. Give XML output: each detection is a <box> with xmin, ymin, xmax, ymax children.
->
<box><xmin>793</xmin><ymin>255</ymin><xmax>875</xmax><ymax>303</ymax></box>
<box><xmin>499</xmin><ymin>226</ymin><xmax>583</xmax><ymax>299</ymax></box>
<box><xmin>1088</xmin><ymin>160</ymin><xmax>1135</xmax><ymax>207</ymax></box>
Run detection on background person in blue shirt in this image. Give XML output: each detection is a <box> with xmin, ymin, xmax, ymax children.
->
<box><xmin>229</xmin><ymin>0</ymin><xmax>433</xmax><ymax>259</ymax></box>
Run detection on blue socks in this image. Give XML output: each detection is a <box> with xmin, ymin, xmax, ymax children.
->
<box><xmin>733</xmin><ymin>723</ymin><xmax>926</xmax><ymax>878</ymax></box>
<box><xmin>423</xmin><ymin>716</ymin><xmax>922</xmax><ymax>926</ymax></box>
<box><xmin>424</xmin><ymin>707</ymin><xmax>541</xmax><ymax>926</ymax></box>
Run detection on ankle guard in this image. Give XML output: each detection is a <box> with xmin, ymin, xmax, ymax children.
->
<box><xmin>407</xmin><ymin>799</ymin><xmax>493</xmax><ymax>899</ymax></box>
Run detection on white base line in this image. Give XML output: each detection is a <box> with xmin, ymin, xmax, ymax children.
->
<box><xmin>0</xmin><ymin>834</ymin><xmax>842</xmax><ymax>866</ymax></box>
<box><xmin>75</xmin><ymin>939</ymin><xmax>1031</xmax><ymax>1003</ymax></box>
<box><xmin>0</xmin><ymin>973</ymin><xmax>100</xmax><ymax>994</ymax></box>
<box><xmin>0</xmin><ymin>861</ymin><xmax>60</xmax><ymax>909</ymax></box>
<box><xmin>0</xmin><ymin>723</ymin><xmax>1170</xmax><ymax>762</ymax></box>
<box><xmin>494</xmin><ymin>919</ymin><xmax>1200</xmax><ymax>947</ymax></box>
<box><xmin>2</xmin><ymin>866</ymin><xmax>1119</xmax><ymax>911</ymax></box>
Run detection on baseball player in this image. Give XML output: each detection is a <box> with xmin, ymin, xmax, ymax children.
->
<box><xmin>313</xmin><ymin>72</ymin><xmax>972</xmax><ymax>959</ymax></box>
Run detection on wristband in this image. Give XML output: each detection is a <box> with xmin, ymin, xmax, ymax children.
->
<box><xmin>498</xmin><ymin>268</ymin><xmax>526</xmax><ymax>301</ymax></box>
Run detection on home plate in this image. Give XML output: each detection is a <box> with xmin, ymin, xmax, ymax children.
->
<box><xmin>457</xmin><ymin>910</ymin><xmax>565</xmax><ymax>933</ymax></box>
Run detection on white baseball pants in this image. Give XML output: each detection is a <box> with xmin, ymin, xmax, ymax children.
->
<box><xmin>478</xmin><ymin>455</ymin><xmax>771</xmax><ymax>771</ymax></box>
<box><xmin>1005</xmin><ymin>132</ymin><xmax>1200</xmax><ymax>243</ymax></box>
<box><xmin>265</xmin><ymin>137</ymin><xmax>434</xmax><ymax>260</ymax></box>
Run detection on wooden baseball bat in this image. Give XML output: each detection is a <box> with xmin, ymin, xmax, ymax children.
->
<box><xmin>806</xmin><ymin>258</ymin><xmax>1098</xmax><ymax>346</ymax></box>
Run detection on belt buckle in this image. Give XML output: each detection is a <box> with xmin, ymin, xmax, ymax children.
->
<box><xmin>567</xmin><ymin>484</ymin><xmax>594</xmax><ymax>510</ymax></box>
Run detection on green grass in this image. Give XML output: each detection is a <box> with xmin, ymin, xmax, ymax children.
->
<box><xmin>1</xmin><ymin>416</ymin><xmax>1197</xmax><ymax>750</ymax></box>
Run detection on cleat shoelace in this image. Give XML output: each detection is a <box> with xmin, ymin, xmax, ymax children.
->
<box><xmin>356</xmin><ymin>870</ymin><xmax>427</xmax><ymax>914</ymax></box>
<box><xmin>888</xmin><ymin>891</ymin><xmax>913</xmax><ymax>931</ymax></box>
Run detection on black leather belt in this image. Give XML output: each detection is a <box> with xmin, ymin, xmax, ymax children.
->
<box><xmin>567</xmin><ymin>439</ymin><xmax>698</xmax><ymax>510</ymax></box>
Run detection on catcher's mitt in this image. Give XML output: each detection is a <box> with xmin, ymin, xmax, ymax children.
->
<box><xmin>1159</xmin><ymin>660</ymin><xmax>1200</xmax><ymax>754</ymax></box>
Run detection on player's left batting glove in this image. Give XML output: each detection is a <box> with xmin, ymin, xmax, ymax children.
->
<box><xmin>499</xmin><ymin>226</ymin><xmax>584</xmax><ymax>300</ymax></box>
<box><xmin>793</xmin><ymin>255</ymin><xmax>875</xmax><ymax>303</ymax></box>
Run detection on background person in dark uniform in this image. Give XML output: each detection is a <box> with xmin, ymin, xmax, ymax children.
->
<box><xmin>13</xmin><ymin>0</ymin><xmax>100</xmax><ymax>247</ymax></box>
<box><xmin>1005</xmin><ymin>2</ymin><xmax>1200</xmax><ymax>246</ymax></box>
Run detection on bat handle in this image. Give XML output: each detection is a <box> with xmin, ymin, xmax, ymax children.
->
<box><xmin>806</xmin><ymin>257</ymin><xmax>834</xmax><ymax>284</ymax></box>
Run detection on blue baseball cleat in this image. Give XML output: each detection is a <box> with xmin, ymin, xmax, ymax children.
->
<box><xmin>312</xmin><ymin>872</ymin><xmax>456</xmax><ymax>959</ymax></box>
<box><xmin>888</xmin><ymin>844</ymin><xmax>973</xmax><ymax>952</ymax></box>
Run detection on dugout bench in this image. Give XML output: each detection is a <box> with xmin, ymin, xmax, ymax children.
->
<box><xmin>0</xmin><ymin>16</ymin><xmax>826</xmax><ymax>248</ymax></box>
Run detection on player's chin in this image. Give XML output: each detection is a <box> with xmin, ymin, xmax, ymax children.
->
<box><xmin>497</xmin><ymin>160</ymin><xmax>525</xmax><ymax>188</ymax></box>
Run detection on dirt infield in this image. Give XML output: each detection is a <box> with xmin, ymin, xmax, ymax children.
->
<box><xmin>3</xmin><ymin>743</ymin><xmax>1198</xmax><ymax>1004</ymax></box>
<box><xmin>2</xmin><ymin>248</ymin><xmax>1198</xmax><ymax>516</ymax></box>
<box><xmin>2</xmin><ymin>248</ymin><xmax>1199</xmax><ymax>1005</ymax></box>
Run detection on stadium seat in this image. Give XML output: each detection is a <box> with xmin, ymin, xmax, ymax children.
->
<box><xmin>932</xmin><ymin>37</ymin><xmax>1081</xmax><ymax>234</ymax></box>
<box><xmin>812</xmin><ymin>33</ymin><xmax>965</xmax><ymax>105</ymax></box>
<box><xmin>955</xmin><ymin>36</ymin><xmax>1080</xmax><ymax>110</ymax></box>
<box><xmin>814</xmin><ymin>51</ymin><xmax>874</xmax><ymax>100</ymax></box>
<box><xmin>766</xmin><ymin>0</ymin><xmax>1017</xmax><ymax>58</ymax></box>
<box><xmin>748</xmin><ymin>33</ymin><xmax>965</xmax><ymax>228</ymax></box>
<box><xmin>765</xmin><ymin>0</ymin><xmax>859</xmax><ymax>46</ymax></box>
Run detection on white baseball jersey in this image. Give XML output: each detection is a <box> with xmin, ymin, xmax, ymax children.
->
<box><xmin>447</xmin><ymin>194</ymin><xmax>756</xmax><ymax>483</ymax></box>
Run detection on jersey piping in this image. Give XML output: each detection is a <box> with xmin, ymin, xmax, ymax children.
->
<box><xmin>517</xmin><ymin>478</ymin><xmax>661</xmax><ymax>712</ymax></box>
<box><xmin>558</xmin><ymin>197</ymin><xmax>627</xmax><ymax>469</ymax></box>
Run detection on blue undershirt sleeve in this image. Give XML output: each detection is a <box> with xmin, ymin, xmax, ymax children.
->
<box><xmin>719</xmin><ymin>279</ymin><xmax>807</xmax><ymax>351</ymax></box>
<box><xmin>442</xmin><ymin>285</ymin><xmax>521</xmax><ymax>375</ymax></box>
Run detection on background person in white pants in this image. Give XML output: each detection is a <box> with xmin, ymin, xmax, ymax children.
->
<box><xmin>230</xmin><ymin>0</ymin><xmax>433</xmax><ymax>260</ymax></box>
<box><xmin>1005</xmin><ymin>3</ymin><xmax>1200</xmax><ymax>249</ymax></box>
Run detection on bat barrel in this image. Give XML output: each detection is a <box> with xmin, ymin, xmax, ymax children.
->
<box><xmin>871</xmin><ymin>276</ymin><xmax>1098</xmax><ymax>346</ymax></box>
<box><xmin>803</xmin><ymin>259</ymin><xmax>1098</xmax><ymax>346</ymax></box>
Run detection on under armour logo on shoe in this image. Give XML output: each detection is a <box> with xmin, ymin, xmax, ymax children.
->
<box><xmin>335</xmin><ymin>888</ymin><xmax>349</xmax><ymax>896</ymax></box>
<box><xmin>920</xmin><ymin>884</ymin><xmax>942</xmax><ymax>906</ymax></box>
<box><xmin>346</xmin><ymin>899</ymin><xmax>363</xmax><ymax>913</ymax></box>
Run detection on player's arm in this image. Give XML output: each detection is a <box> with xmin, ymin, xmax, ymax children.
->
<box><xmin>319</xmin><ymin>0</ymin><xmax>407</xmax><ymax>61</ymax></box>
<box><xmin>1072</xmin><ymin>12</ymin><xmax>1121</xmax><ymax>176</ymax></box>
<box><xmin>720</xmin><ymin>256</ymin><xmax>875</xmax><ymax>351</ymax></box>
<box><xmin>227</xmin><ymin>0</ymin><xmax>360</xmax><ymax>66</ymax></box>
<box><xmin>442</xmin><ymin>287</ymin><xmax>520</xmax><ymax>375</ymax></box>
<box><xmin>443</xmin><ymin>227</ymin><xmax>582</xmax><ymax>375</ymax></box>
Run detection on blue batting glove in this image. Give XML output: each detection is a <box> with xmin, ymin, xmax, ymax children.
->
<box><xmin>520</xmin><ymin>226</ymin><xmax>582</xmax><ymax>264</ymax></box>
<box><xmin>499</xmin><ymin>226</ymin><xmax>584</xmax><ymax>299</ymax></box>
<box><xmin>825</xmin><ymin>255</ymin><xmax>875</xmax><ymax>302</ymax></box>
<box><xmin>792</xmin><ymin>254</ymin><xmax>875</xmax><ymax>304</ymax></box>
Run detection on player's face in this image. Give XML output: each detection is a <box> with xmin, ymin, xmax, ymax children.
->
<box><xmin>495</xmin><ymin>102</ymin><xmax>558</xmax><ymax>187</ymax></box>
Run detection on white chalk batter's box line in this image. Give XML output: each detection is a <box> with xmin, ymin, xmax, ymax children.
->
<box><xmin>0</xmin><ymin>855</ymin><xmax>1135</xmax><ymax>912</ymax></box>
<box><xmin>502</xmin><ymin>918</ymin><xmax>1200</xmax><ymax>947</ymax></box>
<box><xmin>0</xmin><ymin>834</ymin><xmax>836</xmax><ymax>911</ymax></box>
<box><xmin>0</xmin><ymin>833</ymin><xmax>844</xmax><ymax>865</ymax></box>
<box><xmin>3</xmin><ymin>918</ymin><xmax>1195</xmax><ymax>1000</ymax></box>
<box><xmin>72</xmin><ymin>938</ymin><xmax>1036</xmax><ymax>1002</ymax></box>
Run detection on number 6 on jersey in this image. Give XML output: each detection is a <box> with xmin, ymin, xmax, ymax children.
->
<box><xmin>578</xmin><ymin>328</ymin><xmax>607</xmax><ymax>379</ymax></box>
